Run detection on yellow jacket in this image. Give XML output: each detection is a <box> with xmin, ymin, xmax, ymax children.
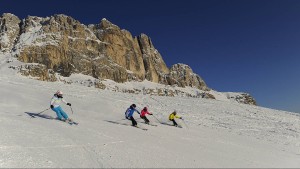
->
<box><xmin>169</xmin><ymin>113</ymin><xmax>180</xmax><ymax>120</ymax></box>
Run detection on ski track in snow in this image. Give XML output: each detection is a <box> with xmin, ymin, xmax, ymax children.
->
<box><xmin>0</xmin><ymin>56</ymin><xmax>299</xmax><ymax>167</ymax></box>
<box><xmin>0</xmin><ymin>141</ymin><xmax>124</xmax><ymax>150</ymax></box>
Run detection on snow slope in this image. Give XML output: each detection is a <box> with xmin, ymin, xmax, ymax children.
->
<box><xmin>0</xmin><ymin>55</ymin><xmax>299</xmax><ymax>168</ymax></box>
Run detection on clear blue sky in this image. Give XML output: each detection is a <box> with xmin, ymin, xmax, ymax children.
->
<box><xmin>1</xmin><ymin>0</ymin><xmax>300</xmax><ymax>113</ymax></box>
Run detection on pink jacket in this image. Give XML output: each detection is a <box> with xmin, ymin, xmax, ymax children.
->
<box><xmin>140</xmin><ymin>110</ymin><xmax>152</xmax><ymax>117</ymax></box>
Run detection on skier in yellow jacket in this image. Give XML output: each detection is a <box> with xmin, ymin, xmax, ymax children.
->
<box><xmin>169</xmin><ymin>110</ymin><xmax>182</xmax><ymax>127</ymax></box>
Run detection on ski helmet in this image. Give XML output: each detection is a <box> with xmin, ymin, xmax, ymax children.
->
<box><xmin>55</xmin><ymin>90</ymin><xmax>63</xmax><ymax>96</ymax></box>
<box><xmin>132</xmin><ymin>104</ymin><xmax>136</xmax><ymax>108</ymax></box>
<box><xmin>143</xmin><ymin>107</ymin><xmax>147</xmax><ymax>111</ymax></box>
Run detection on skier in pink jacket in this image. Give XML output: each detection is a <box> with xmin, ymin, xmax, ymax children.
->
<box><xmin>140</xmin><ymin>107</ymin><xmax>153</xmax><ymax>124</ymax></box>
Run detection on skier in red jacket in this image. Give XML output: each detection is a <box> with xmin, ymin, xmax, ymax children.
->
<box><xmin>140</xmin><ymin>107</ymin><xmax>153</xmax><ymax>124</ymax></box>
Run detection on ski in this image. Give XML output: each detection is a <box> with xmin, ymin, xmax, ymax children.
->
<box><xmin>141</xmin><ymin>122</ymin><xmax>157</xmax><ymax>127</ymax></box>
<box><xmin>27</xmin><ymin>112</ymin><xmax>78</xmax><ymax>125</ymax></box>
<box><xmin>68</xmin><ymin>121</ymin><xmax>79</xmax><ymax>125</ymax></box>
<box><xmin>160</xmin><ymin>122</ymin><xmax>182</xmax><ymax>128</ymax></box>
<box><xmin>147</xmin><ymin>124</ymin><xmax>157</xmax><ymax>127</ymax></box>
<box><xmin>133</xmin><ymin>125</ymin><xmax>148</xmax><ymax>131</ymax></box>
<box><xmin>29</xmin><ymin>114</ymin><xmax>36</xmax><ymax>118</ymax></box>
<box><xmin>66</xmin><ymin>119</ymin><xmax>79</xmax><ymax>125</ymax></box>
<box><xmin>66</xmin><ymin>118</ymin><xmax>78</xmax><ymax>125</ymax></box>
<box><xmin>105</xmin><ymin>120</ymin><xmax>147</xmax><ymax>131</ymax></box>
<box><xmin>56</xmin><ymin>118</ymin><xmax>78</xmax><ymax>125</ymax></box>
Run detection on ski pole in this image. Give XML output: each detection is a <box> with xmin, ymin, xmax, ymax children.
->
<box><xmin>70</xmin><ymin>106</ymin><xmax>74</xmax><ymax>114</ymax></box>
<box><xmin>36</xmin><ymin>108</ymin><xmax>50</xmax><ymax>115</ymax></box>
<box><xmin>152</xmin><ymin>114</ymin><xmax>161</xmax><ymax>123</ymax></box>
<box><xmin>181</xmin><ymin>119</ymin><xmax>189</xmax><ymax>129</ymax></box>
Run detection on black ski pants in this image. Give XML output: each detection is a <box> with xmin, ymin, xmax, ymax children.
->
<box><xmin>170</xmin><ymin>119</ymin><xmax>178</xmax><ymax>126</ymax></box>
<box><xmin>130</xmin><ymin>116</ymin><xmax>137</xmax><ymax>126</ymax></box>
<box><xmin>141</xmin><ymin>116</ymin><xmax>150</xmax><ymax>123</ymax></box>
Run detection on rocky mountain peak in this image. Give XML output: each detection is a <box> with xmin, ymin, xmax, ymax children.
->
<box><xmin>52</xmin><ymin>14</ymin><xmax>81</xmax><ymax>26</ymax></box>
<box><xmin>0</xmin><ymin>13</ymin><xmax>21</xmax><ymax>53</ymax></box>
<box><xmin>138</xmin><ymin>33</ymin><xmax>154</xmax><ymax>51</ymax></box>
<box><xmin>1</xmin><ymin>13</ymin><xmax>209</xmax><ymax>90</ymax></box>
<box><xmin>0</xmin><ymin>13</ymin><xmax>257</xmax><ymax>105</ymax></box>
<box><xmin>99</xmin><ymin>18</ymin><xmax>119</xmax><ymax>30</ymax></box>
<box><xmin>3</xmin><ymin>13</ymin><xmax>263</xmax><ymax>104</ymax></box>
<box><xmin>168</xmin><ymin>63</ymin><xmax>208</xmax><ymax>90</ymax></box>
<box><xmin>1</xmin><ymin>13</ymin><xmax>18</xmax><ymax>18</ymax></box>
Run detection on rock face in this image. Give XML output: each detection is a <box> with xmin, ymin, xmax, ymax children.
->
<box><xmin>0</xmin><ymin>13</ymin><xmax>208</xmax><ymax>90</ymax></box>
<box><xmin>15</xmin><ymin>14</ymin><xmax>104</xmax><ymax>78</ymax></box>
<box><xmin>0</xmin><ymin>13</ymin><xmax>21</xmax><ymax>53</ymax></box>
<box><xmin>168</xmin><ymin>64</ymin><xmax>207</xmax><ymax>90</ymax></box>
<box><xmin>138</xmin><ymin>34</ymin><xmax>170</xmax><ymax>84</ymax></box>
<box><xmin>235</xmin><ymin>93</ymin><xmax>257</xmax><ymax>105</ymax></box>
<box><xmin>226</xmin><ymin>93</ymin><xmax>257</xmax><ymax>105</ymax></box>
<box><xmin>89</xmin><ymin>19</ymin><xmax>145</xmax><ymax>81</ymax></box>
<box><xmin>0</xmin><ymin>13</ymin><xmax>258</xmax><ymax>105</ymax></box>
<box><xmin>20</xmin><ymin>64</ymin><xmax>57</xmax><ymax>81</ymax></box>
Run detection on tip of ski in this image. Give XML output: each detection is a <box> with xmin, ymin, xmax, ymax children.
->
<box><xmin>134</xmin><ymin>126</ymin><xmax>148</xmax><ymax>130</ymax></box>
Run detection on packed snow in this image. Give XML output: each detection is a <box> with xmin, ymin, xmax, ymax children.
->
<box><xmin>0</xmin><ymin>54</ymin><xmax>299</xmax><ymax>168</ymax></box>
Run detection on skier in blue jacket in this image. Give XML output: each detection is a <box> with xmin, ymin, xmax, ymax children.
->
<box><xmin>125</xmin><ymin>104</ymin><xmax>140</xmax><ymax>126</ymax></box>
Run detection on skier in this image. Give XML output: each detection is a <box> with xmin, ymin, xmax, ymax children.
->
<box><xmin>140</xmin><ymin>107</ymin><xmax>153</xmax><ymax>124</ymax></box>
<box><xmin>125</xmin><ymin>104</ymin><xmax>140</xmax><ymax>126</ymax></box>
<box><xmin>169</xmin><ymin>110</ymin><xmax>182</xmax><ymax>127</ymax></box>
<box><xmin>50</xmin><ymin>90</ymin><xmax>72</xmax><ymax>122</ymax></box>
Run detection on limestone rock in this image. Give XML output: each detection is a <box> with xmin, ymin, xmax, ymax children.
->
<box><xmin>94</xmin><ymin>80</ymin><xmax>106</xmax><ymax>89</ymax></box>
<box><xmin>138</xmin><ymin>34</ymin><xmax>170</xmax><ymax>84</ymax></box>
<box><xmin>89</xmin><ymin>18</ymin><xmax>145</xmax><ymax>80</ymax></box>
<box><xmin>16</xmin><ymin>64</ymin><xmax>57</xmax><ymax>81</ymax></box>
<box><xmin>16</xmin><ymin>14</ymin><xmax>105</xmax><ymax>78</ymax></box>
<box><xmin>236</xmin><ymin>93</ymin><xmax>257</xmax><ymax>105</ymax></box>
<box><xmin>2</xmin><ymin>13</ymin><xmax>257</xmax><ymax>103</ymax></box>
<box><xmin>168</xmin><ymin>63</ymin><xmax>208</xmax><ymax>90</ymax></box>
<box><xmin>0</xmin><ymin>13</ymin><xmax>21</xmax><ymax>53</ymax></box>
<box><xmin>226</xmin><ymin>92</ymin><xmax>257</xmax><ymax>105</ymax></box>
<box><xmin>12</xmin><ymin>14</ymin><xmax>208</xmax><ymax>89</ymax></box>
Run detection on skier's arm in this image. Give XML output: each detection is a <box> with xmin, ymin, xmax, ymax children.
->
<box><xmin>62</xmin><ymin>99</ymin><xmax>68</xmax><ymax>104</ymax></box>
<box><xmin>135</xmin><ymin>108</ymin><xmax>140</xmax><ymax>114</ymax></box>
<box><xmin>63</xmin><ymin>99</ymin><xmax>71</xmax><ymax>106</ymax></box>
<box><xmin>50</xmin><ymin>98</ymin><xmax>55</xmax><ymax>108</ymax></box>
<box><xmin>125</xmin><ymin>108</ymin><xmax>129</xmax><ymax>114</ymax></box>
<box><xmin>50</xmin><ymin>98</ymin><xmax>55</xmax><ymax>106</ymax></box>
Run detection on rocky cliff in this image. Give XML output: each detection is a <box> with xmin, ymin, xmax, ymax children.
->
<box><xmin>0</xmin><ymin>13</ymin><xmax>207</xmax><ymax>90</ymax></box>
<box><xmin>0</xmin><ymin>13</ymin><xmax>256</xmax><ymax>105</ymax></box>
<box><xmin>0</xmin><ymin>13</ymin><xmax>20</xmax><ymax>53</ymax></box>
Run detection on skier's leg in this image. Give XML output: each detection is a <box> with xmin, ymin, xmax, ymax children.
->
<box><xmin>133</xmin><ymin>117</ymin><xmax>137</xmax><ymax>126</ymax></box>
<box><xmin>144</xmin><ymin>116</ymin><xmax>150</xmax><ymax>124</ymax></box>
<box><xmin>130</xmin><ymin>116</ymin><xmax>137</xmax><ymax>126</ymax></box>
<box><xmin>130</xmin><ymin>116</ymin><xmax>134</xmax><ymax>126</ymax></box>
<box><xmin>57</xmin><ymin>106</ymin><xmax>69</xmax><ymax>120</ymax></box>
<box><xmin>141</xmin><ymin>116</ymin><xmax>147</xmax><ymax>123</ymax></box>
<box><xmin>52</xmin><ymin>107</ymin><xmax>63</xmax><ymax>120</ymax></box>
<box><xmin>171</xmin><ymin>119</ymin><xmax>178</xmax><ymax>126</ymax></box>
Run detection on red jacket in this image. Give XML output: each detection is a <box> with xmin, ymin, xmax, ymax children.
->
<box><xmin>140</xmin><ymin>110</ymin><xmax>152</xmax><ymax>117</ymax></box>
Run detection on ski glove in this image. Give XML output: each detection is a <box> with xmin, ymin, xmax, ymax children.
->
<box><xmin>50</xmin><ymin>105</ymin><xmax>54</xmax><ymax>109</ymax></box>
<box><xmin>67</xmin><ymin>103</ymin><xmax>71</xmax><ymax>106</ymax></box>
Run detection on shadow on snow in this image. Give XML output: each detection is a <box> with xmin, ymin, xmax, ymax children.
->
<box><xmin>24</xmin><ymin>112</ymin><xmax>54</xmax><ymax>120</ymax></box>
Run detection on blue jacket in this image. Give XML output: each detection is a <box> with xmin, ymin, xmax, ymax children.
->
<box><xmin>125</xmin><ymin>107</ymin><xmax>140</xmax><ymax>118</ymax></box>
